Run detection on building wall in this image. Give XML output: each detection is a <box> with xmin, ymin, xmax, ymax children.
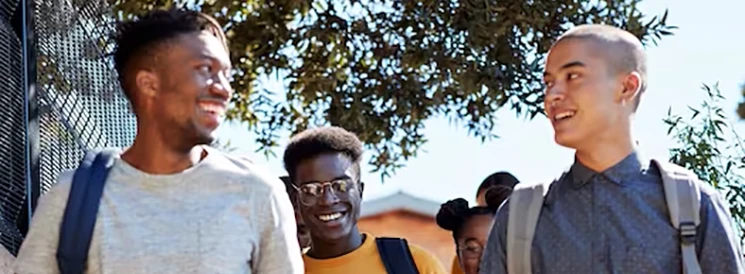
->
<box><xmin>358</xmin><ymin>210</ymin><xmax>456</xmax><ymax>269</ymax></box>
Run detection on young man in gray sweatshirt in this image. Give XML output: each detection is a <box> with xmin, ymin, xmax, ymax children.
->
<box><xmin>15</xmin><ymin>8</ymin><xmax>303</xmax><ymax>274</ymax></box>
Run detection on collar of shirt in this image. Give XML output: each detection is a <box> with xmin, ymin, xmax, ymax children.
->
<box><xmin>544</xmin><ymin>151</ymin><xmax>653</xmax><ymax>206</ymax></box>
<box><xmin>567</xmin><ymin>151</ymin><xmax>645</xmax><ymax>189</ymax></box>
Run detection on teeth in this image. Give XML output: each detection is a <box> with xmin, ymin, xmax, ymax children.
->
<box><xmin>318</xmin><ymin>212</ymin><xmax>343</xmax><ymax>222</ymax></box>
<box><xmin>554</xmin><ymin>111</ymin><xmax>575</xmax><ymax>121</ymax></box>
<box><xmin>199</xmin><ymin>103</ymin><xmax>225</xmax><ymax>115</ymax></box>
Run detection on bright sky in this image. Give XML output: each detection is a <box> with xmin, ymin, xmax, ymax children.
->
<box><xmin>215</xmin><ymin>0</ymin><xmax>745</xmax><ymax>205</ymax></box>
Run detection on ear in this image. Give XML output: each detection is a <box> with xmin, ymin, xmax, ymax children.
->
<box><xmin>618</xmin><ymin>72</ymin><xmax>642</xmax><ymax>106</ymax></box>
<box><xmin>358</xmin><ymin>181</ymin><xmax>365</xmax><ymax>197</ymax></box>
<box><xmin>134</xmin><ymin>69</ymin><xmax>159</xmax><ymax>98</ymax></box>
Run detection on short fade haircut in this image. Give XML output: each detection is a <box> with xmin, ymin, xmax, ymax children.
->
<box><xmin>283</xmin><ymin>126</ymin><xmax>363</xmax><ymax>184</ymax></box>
<box><xmin>555</xmin><ymin>24</ymin><xmax>648</xmax><ymax>111</ymax></box>
<box><xmin>112</xmin><ymin>7</ymin><xmax>228</xmax><ymax>100</ymax></box>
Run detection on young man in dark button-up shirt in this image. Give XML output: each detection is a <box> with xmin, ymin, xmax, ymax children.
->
<box><xmin>480</xmin><ymin>24</ymin><xmax>744</xmax><ymax>274</ymax></box>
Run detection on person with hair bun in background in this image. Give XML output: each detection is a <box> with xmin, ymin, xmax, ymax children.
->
<box><xmin>438</xmin><ymin>186</ymin><xmax>513</xmax><ymax>274</ymax></box>
<box><xmin>451</xmin><ymin>172</ymin><xmax>519</xmax><ymax>274</ymax></box>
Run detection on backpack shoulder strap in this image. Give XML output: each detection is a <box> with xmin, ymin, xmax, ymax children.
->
<box><xmin>650</xmin><ymin>159</ymin><xmax>702</xmax><ymax>274</ymax></box>
<box><xmin>56</xmin><ymin>149</ymin><xmax>118</xmax><ymax>274</ymax></box>
<box><xmin>375</xmin><ymin>237</ymin><xmax>420</xmax><ymax>274</ymax></box>
<box><xmin>506</xmin><ymin>175</ymin><xmax>557</xmax><ymax>274</ymax></box>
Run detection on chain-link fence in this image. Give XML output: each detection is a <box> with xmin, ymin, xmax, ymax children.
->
<box><xmin>0</xmin><ymin>0</ymin><xmax>26</xmax><ymax>256</ymax></box>
<box><xmin>35</xmin><ymin>0</ymin><xmax>135</xmax><ymax>193</ymax></box>
<box><xmin>0</xmin><ymin>0</ymin><xmax>136</xmax><ymax>254</ymax></box>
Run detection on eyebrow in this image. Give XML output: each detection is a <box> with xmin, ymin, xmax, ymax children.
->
<box><xmin>543</xmin><ymin>61</ymin><xmax>586</xmax><ymax>78</ymax></box>
<box><xmin>199</xmin><ymin>54</ymin><xmax>231</xmax><ymax>70</ymax></box>
<box><xmin>299</xmin><ymin>175</ymin><xmax>351</xmax><ymax>185</ymax></box>
<box><xmin>464</xmin><ymin>237</ymin><xmax>480</xmax><ymax>243</ymax></box>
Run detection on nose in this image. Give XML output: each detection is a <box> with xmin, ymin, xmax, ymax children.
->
<box><xmin>544</xmin><ymin>83</ymin><xmax>566</xmax><ymax>110</ymax></box>
<box><xmin>316</xmin><ymin>185</ymin><xmax>340</xmax><ymax>206</ymax></box>
<box><xmin>208</xmin><ymin>72</ymin><xmax>232</xmax><ymax>101</ymax></box>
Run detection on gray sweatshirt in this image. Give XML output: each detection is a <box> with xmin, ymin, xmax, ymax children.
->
<box><xmin>15</xmin><ymin>148</ymin><xmax>304</xmax><ymax>274</ymax></box>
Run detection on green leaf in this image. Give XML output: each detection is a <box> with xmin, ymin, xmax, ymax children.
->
<box><xmin>688</xmin><ymin>106</ymin><xmax>700</xmax><ymax>119</ymax></box>
<box><xmin>665</xmin><ymin>82</ymin><xmax>745</xmax><ymax>243</ymax></box>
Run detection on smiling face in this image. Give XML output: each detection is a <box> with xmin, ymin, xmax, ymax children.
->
<box><xmin>294</xmin><ymin>153</ymin><xmax>362</xmax><ymax>244</ymax></box>
<box><xmin>542</xmin><ymin>38</ymin><xmax>634</xmax><ymax>150</ymax></box>
<box><xmin>139</xmin><ymin>30</ymin><xmax>232</xmax><ymax>148</ymax></box>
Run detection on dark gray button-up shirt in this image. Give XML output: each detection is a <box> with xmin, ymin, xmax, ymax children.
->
<box><xmin>480</xmin><ymin>152</ymin><xmax>744</xmax><ymax>274</ymax></box>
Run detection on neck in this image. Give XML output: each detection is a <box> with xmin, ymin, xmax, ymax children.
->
<box><xmin>307</xmin><ymin>227</ymin><xmax>364</xmax><ymax>259</ymax></box>
<box><xmin>121</xmin><ymin>124</ymin><xmax>205</xmax><ymax>175</ymax></box>
<box><xmin>575</xmin><ymin>130</ymin><xmax>635</xmax><ymax>172</ymax></box>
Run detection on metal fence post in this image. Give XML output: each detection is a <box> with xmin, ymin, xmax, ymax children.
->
<box><xmin>21</xmin><ymin>0</ymin><xmax>39</xmax><ymax>235</ymax></box>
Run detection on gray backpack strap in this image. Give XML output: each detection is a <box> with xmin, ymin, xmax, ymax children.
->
<box><xmin>506</xmin><ymin>181</ymin><xmax>551</xmax><ymax>274</ymax></box>
<box><xmin>651</xmin><ymin>159</ymin><xmax>702</xmax><ymax>274</ymax></box>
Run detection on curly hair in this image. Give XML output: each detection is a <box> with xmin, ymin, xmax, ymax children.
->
<box><xmin>282</xmin><ymin>126</ymin><xmax>363</xmax><ymax>183</ymax></box>
<box><xmin>437</xmin><ymin>185</ymin><xmax>513</xmax><ymax>240</ymax></box>
<box><xmin>112</xmin><ymin>7</ymin><xmax>227</xmax><ymax>100</ymax></box>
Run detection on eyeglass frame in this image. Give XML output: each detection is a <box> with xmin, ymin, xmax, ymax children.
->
<box><xmin>457</xmin><ymin>241</ymin><xmax>484</xmax><ymax>259</ymax></box>
<box><xmin>291</xmin><ymin>177</ymin><xmax>360</xmax><ymax>206</ymax></box>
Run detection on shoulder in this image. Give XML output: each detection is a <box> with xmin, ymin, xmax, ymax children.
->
<box><xmin>690</xmin><ymin>175</ymin><xmax>730</xmax><ymax>216</ymax></box>
<box><xmin>505</xmin><ymin>180</ymin><xmax>554</xmax><ymax>215</ymax></box>
<box><xmin>204</xmin><ymin>148</ymin><xmax>285</xmax><ymax>196</ymax></box>
<box><xmin>0</xmin><ymin>247</ymin><xmax>12</xmax><ymax>274</ymax></box>
<box><xmin>39</xmin><ymin>170</ymin><xmax>75</xmax><ymax>207</ymax></box>
<box><xmin>492</xmin><ymin>179</ymin><xmax>557</xmax><ymax>236</ymax></box>
<box><xmin>22</xmin><ymin>169</ymin><xmax>79</xmax><ymax>227</ymax></box>
<box><xmin>450</xmin><ymin>255</ymin><xmax>461</xmax><ymax>274</ymax></box>
<box><xmin>495</xmin><ymin>198</ymin><xmax>510</xmax><ymax>224</ymax></box>
<box><xmin>695</xmin><ymin>179</ymin><xmax>722</xmax><ymax>202</ymax></box>
<box><xmin>407</xmin><ymin>242</ymin><xmax>447</xmax><ymax>273</ymax></box>
<box><xmin>651</xmin><ymin>160</ymin><xmax>722</xmax><ymax>201</ymax></box>
<box><xmin>651</xmin><ymin>160</ymin><xmax>730</xmax><ymax>217</ymax></box>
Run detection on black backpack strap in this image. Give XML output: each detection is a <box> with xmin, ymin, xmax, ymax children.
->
<box><xmin>376</xmin><ymin>237</ymin><xmax>420</xmax><ymax>274</ymax></box>
<box><xmin>56</xmin><ymin>149</ymin><xmax>117</xmax><ymax>274</ymax></box>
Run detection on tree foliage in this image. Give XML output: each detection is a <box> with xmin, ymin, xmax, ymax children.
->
<box><xmin>664</xmin><ymin>83</ymin><xmax>745</xmax><ymax>242</ymax></box>
<box><xmin>109</xmin><ymin>0</ymin><xmax>675</xmax><ymax>178</ymax></box>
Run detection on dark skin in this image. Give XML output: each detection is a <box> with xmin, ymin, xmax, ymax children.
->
<box><xmin>294</xmin><ymin>153</ymin><xmax>365</xmax><ymax>259</ymax></box>
<box><xmin>120</xmin><ymin>30</ymin><xmax>232</xmax><ymax>174</ymax></box>
<box><xmin>457</xmin><ymin>214</ymin><xmax>493</xmax><ymax>274</ymax></box>
<box><xmin>293</xmin><ymin>200</ymin><xmax>312</xmax><ymax>249</ymax></box>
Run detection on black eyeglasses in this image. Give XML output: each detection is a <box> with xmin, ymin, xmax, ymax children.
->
<box><xmin>292</xmin><ymin>178</ymin><xmax>356</xmax><ymax>205</ymax></box>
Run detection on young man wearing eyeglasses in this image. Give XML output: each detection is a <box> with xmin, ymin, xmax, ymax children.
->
<box><xmin>283</xmin><ymin>126</ymin><xmax>446</xmax><ymax>274</ymax></box>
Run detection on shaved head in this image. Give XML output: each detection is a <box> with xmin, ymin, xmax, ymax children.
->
<box><xmin>554</xmin><ymin>24</ymin><xmax>647</xmax><ymax>111</ymax></box>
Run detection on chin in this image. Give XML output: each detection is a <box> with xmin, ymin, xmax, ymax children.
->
<box><xmin>312</xmin><ymin>223</ymin><xmax>354</xmax><ymax>243</ymax></box>
<box><xmin>554</xmin><ymin>133</ymin><xmax>581</xmax><ymax>149</ymax></box>
<box><xmin>193</xmin><ymin>129</ymin><xmax>217</xmax><ymax>145</ymax></box>
<box><xmin>200</xmin><ymin>134</ymin><xmax>216</xmax><ymax>145</ymax></box>
<box><xmin>187</xmin><ymin>135</ymin><xmax>213</xmax><ymax>147</ymax></box>
<box><xmin>313</xmin><ymin>231</ymin><xmax>349</xmax><ymax>244</ymax></box>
